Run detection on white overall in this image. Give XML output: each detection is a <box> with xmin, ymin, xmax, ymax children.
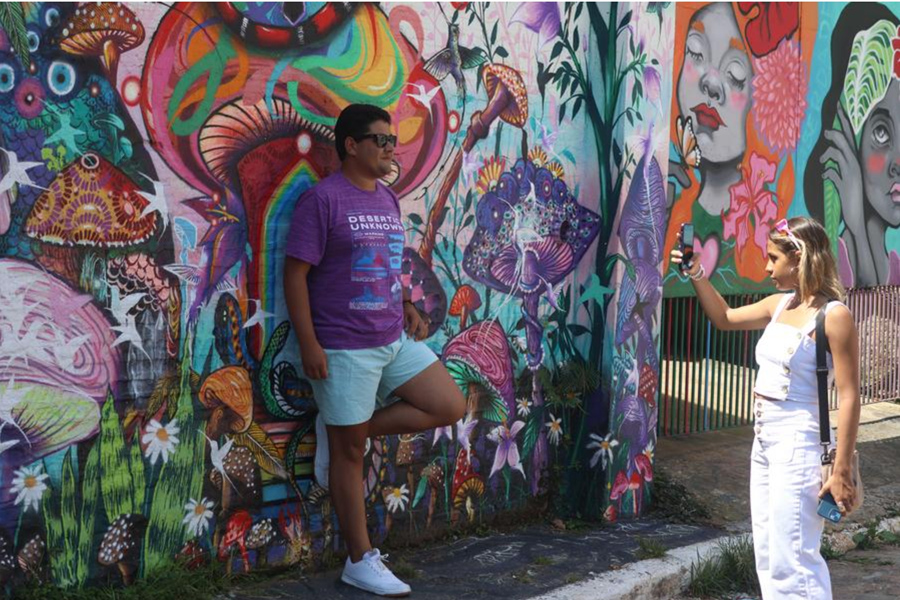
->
<box><xmin>750</xmin><ymin>294</ymin><xmax>841</xmax><ymax>599</ymax></box>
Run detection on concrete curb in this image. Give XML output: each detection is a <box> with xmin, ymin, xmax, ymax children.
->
<box><xmin>529</xmin><ymin>534</ymin><xmax>739</xmax><ymax>600</ymax></box>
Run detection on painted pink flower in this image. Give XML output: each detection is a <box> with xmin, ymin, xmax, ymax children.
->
<box><xmin>752</xmin><ymin>39</ymin><xmax>807</xmax><ymax>153</ymax></box>
<box><xmin>723</xmin><ymin>152</ymin><xmax>778</xmax><ymax>260</ymax></box>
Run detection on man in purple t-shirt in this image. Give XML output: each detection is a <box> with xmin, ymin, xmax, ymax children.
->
<box><xmin>284</xmin><ymin>104</ymin><xmax>465</xmax><ymax>597</ymax></box>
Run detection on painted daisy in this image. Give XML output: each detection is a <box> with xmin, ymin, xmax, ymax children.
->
<box><xmin>384</xmin><ymin>484</ymin><xmax>410</xmax><ymax>514</ymax></box>
<box><xmin>586</xmin><ymin>433</ymin><xmax>619</xmax><ymax>469</ymax></box>
<box><xmin>142</xmin><ymin>418</ymin><xmax>180</xmax><ymax>465</ymax></box>
<box><xmin>516</xmin><ymin>397</ymin><xmax>532</xmax><ymax>418</ymax></box>
<box><xmin>183</xmin><ymin>497</ymin><xmax>215</xmax><ymax>536</ymax></box>
<box><xmin>545</xmin><ymin>413</ymin><xmax>563</xmax><ymax>446</ymax></box>
<box><xmin>11</xmin><ymin>464</ymin><xmax>49</xmax><ymax>512</ymax></box>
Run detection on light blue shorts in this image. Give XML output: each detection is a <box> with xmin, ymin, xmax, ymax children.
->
<box><xmin>306</xmin><ymin>332</ymin><xmax>439</xmax><ymax>426</ymax></box>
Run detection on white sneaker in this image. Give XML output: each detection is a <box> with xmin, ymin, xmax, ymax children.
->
<box><xmin>341</xmin><ymin>549</ymin><xmax>411</xmax><ymax>597</ymax></box>
<box><xmin>314</xmin><ymin>412</ymin><xmax>329</xmax><ymax>489</ymax></box>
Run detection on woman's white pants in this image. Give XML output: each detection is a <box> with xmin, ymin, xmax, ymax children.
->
<box><xmin>750</xmin><ymin>397</ymin><xmax>832</xmax><ymax>599</ymax></box>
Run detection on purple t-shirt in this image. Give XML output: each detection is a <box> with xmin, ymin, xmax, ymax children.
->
<box><xmin>285</xmin><ymin>171</ymin><xmax>404</xmax><ymax>349</ymax></box>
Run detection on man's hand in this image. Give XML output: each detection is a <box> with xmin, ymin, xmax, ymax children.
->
<box><xmin>301</xmin><ymin>341</ymin><xmax>329</xmax><ymax>379</ymax></box>
<box><xmin>403</xmin><ymin>301</ymin><xmax>430</xmax><ymax>341</ymax></box>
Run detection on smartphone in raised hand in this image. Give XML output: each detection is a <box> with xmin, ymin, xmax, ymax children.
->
<box><xmin>679</xmin><ymin>223</ymin><xmax>695</xmax><ymax>272</ymax></box>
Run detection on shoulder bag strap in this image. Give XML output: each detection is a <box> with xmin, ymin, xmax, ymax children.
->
<box><xmin>815</xmin><ymin>309</ymin><xmax>832</xmax><ymax>464</ymax></box>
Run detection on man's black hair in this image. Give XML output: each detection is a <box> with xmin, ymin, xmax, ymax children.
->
<box><xmin>334</xmin><ymin>104</ymin><xmax>392</xmax><ymax>161</ymax></box>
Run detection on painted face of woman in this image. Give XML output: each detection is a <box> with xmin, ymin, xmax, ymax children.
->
<box><xmin>677</xmin><ymin>3</ymin><xmax>753</xmax><ymax>164</ymax></box>
<box><xmin>859</xmin><ymin>78</ymin><xmax>900</xmax><ymax>228</ymax></box>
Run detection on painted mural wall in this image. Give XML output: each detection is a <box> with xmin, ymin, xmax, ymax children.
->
<box><xmin>664</xmin><ymin>2</ymin><xmax>900</xmax><ymax>297</ymax></box>
<box><xmin>0</xmin><ymin>2</ymin><xmax>675</xmax><ymax>589</ymax></box>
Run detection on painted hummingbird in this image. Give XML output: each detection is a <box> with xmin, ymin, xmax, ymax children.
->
<box><xmin>424</xmin><ymin>23</ymin><xmax>488</xmax><ymax>105</ymax></box>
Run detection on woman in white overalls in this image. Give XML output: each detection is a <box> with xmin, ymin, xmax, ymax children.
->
<box><xmin>671</xmin><ymin>217</ymin><xmax>861</xmax><ymax>599</ymax></box>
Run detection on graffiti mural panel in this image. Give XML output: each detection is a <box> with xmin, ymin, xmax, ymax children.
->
<box><xmin>0</xmin><ymin>1</ymin><xmax>678</xmax><ymax>589</ymax></box>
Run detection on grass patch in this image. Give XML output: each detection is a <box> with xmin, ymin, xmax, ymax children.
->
<box><xmin>564</xmin><ymin>573</ymin><xmax>583</xmax><ymax>585</ymax></box>
<box><xmin>531</xmin><ymin>556</ymin><xmax>554</xmax><ymax>566</ymax></box>
<box><xmin>845</xmin><ymin>556</ymin><xmax>893</xmax><ymax>566</ymax></box>
<box><xmin>687</xmin><ymin>535</ymin><xmax>759</xmax><ymax>598</ymax></box>
<box><xmin>388</xmin><ymin>559</ymin><xmax>419</xmax><ymax>580</ymax></box>
<box><xmin>648</xmin><ymin>468</ymin><xmax>712</xmax><ymax>525</ymax></box>
<box><xmin>10</xmin><ymin>561</ymin><xmax>267</xmax><ymax>600</ymax></box>
<box><xmin>635</xmin><ymin>537</ymin><xmax>667</xmax><ymax>560</ymax></box>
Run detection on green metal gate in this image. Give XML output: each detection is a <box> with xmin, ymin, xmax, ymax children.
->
<box><xmin>658</xmin><ymin>287</ymin><xmax>900</xmax><ymax>437</ymax></box>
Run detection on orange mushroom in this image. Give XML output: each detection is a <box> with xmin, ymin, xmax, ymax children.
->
<box><xmin>199</xmin><ymin>366</ymin><xmax>254</xmax><ymax>438</ymax></box>
<box><xmin>449</xmin><ymin>284</ymin><xmax>481</xmax><ymax>329</ymax></box>
<box><xmin>59</xmin><ymin>3</ymin><xmax>145</xmax><ymax>87</ymax></box>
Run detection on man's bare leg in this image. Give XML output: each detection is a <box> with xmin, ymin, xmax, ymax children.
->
<box><xmin>327</xmin><ymin>422</ymin><xmax>372</xmax><ymax>562</ymax></box>
<box><xmin>368</xmin><ymin>362</ymin><xmax>466</xmax><ymax>437</ymax></box>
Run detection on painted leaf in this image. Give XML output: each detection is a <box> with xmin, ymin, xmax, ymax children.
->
<box><xmin>76</xmin><ymin>441</ymin><xmax>101</xmax><ymax>586</ymax></box>
<box><xmin>823</xmin><ymin>172</ymin><xmax>842</xmax><ymax>258</ymax></box>
<box><xmin>144</xmin><ymin>377</ymin><xmax>201</xmax><ymax>571</ymax></box>
<box><xmin>59</xmin><ymin>451</ymin><xmax>79</xmax><ymax>585</ymax></box>
<box><xmin>412</xmin><ymin>474</ymin><xmax>429</xmax><ymax>508</ymax></box>
<box><xmin>232</xmin><ymin>422</ymin><xmax>289</xmax><ymax>479</ymax></box>
<box><xmin>130</xmin><ymin>436</ymin><xmax>146</xmax><ymax>514</ymax></box>
<box><xmin>99</xmin><ymin>393</ymin><xmax>135</xmax><ymax>522</ymax></box>
<box><xmin>0</xmin><ymin>3</ymin><xmax>29</xmax><ymax>64</ymax></box>
<box><xmin>841</xmin><ymin>20</ymin><xmax>895</xmax><ymax>135</ymax></box>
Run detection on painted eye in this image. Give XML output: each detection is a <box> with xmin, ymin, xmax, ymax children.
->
<box><xmin>45</xmin><ymin>7</ymin><xmax>60</xmax><ymax>27</ymax></box>
<box><xmin>27</xmin><ymin>31</ymin><xmax>40</xmax><ymax>52</ymax></box>
<box><xmin>0</xmin><ymin>64</ymin><xmax>14</xmax><ymax>93</ymax></box>
<box><xmin>47</xmin><ymin>61</ymin><xmax>76</xmax><ymax>96</ymax></box>
<box><xmin>873</xmin><ymin>123</ymin><xmax>891</xmax><ymax>146</ymax></box>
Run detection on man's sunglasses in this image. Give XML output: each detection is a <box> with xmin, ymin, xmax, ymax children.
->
<box><xmin>355</xmin><ymin>133</ymin><xmax>397</xmax><ymax>148</ymax></box>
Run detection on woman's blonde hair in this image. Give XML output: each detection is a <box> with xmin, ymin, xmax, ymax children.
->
<box><xmin>768</xmin><ymin>217</ymin><xmax>845</xmax><ymax>302</ymax></box>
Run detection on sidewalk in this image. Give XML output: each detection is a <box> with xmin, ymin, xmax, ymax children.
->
<box><xmin>225</xmin><ymin>520</ymin><xmax>720</xmax><ymax>599</ymax></box>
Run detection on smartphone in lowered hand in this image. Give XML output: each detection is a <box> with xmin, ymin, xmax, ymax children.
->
<box><xmin>679</xmin><ymin>223</ymin><xmax>695</xmax><ymax>272</ymax></box>
<box><xmin>817</xmin><ymin>492</ymin><xmax>842</xmax><ymax>523</ymax></box>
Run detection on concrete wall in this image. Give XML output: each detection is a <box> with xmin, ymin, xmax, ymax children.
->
<box><xmin>0</xmin><ymin>2</ymin><xmax>676</xmax><ymax>588</ymax></box>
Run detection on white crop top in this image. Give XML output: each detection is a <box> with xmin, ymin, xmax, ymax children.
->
<box><xmin>754</xmin><ymin>294</ymin><xmax>842</xmax><ymax>404</ymax></box>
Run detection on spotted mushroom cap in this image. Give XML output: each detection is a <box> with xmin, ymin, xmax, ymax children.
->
<box><xmin>218</xmin><ymin>510</ymin><xmax>252</xmax><ymax>558</ymax></box>
<box><xmin>209</xmin><ymin>445</ymin><xmax>262</xmax><ymax>508</ymax></box>
<box><xmin>481</xmin><ymin>64</ymin><xmax>528</xmax><ymax>128</ymax></box>
<box><xmin>17</xmin><ymin>535</ymin><xmax>45</xmax><ymax>577</ymax></box>
<box><xmin>421</xmin><ymin>463</ymin><xmax>444</xmax><ymax>489</ymax></box>
<box><xmin>59</xmin><ymin>3</ymin><xmax>145</xmax><ymax>57</ymax></box>
<box><xmin>0</xmin><ymin>533</ymin><xmax>14</xmax><ymax>584</ymax></box>
<box><xmin>98</xmin><ymin>514</ymin><xmax>147</xmax><ymax>566</ymax></box>
<box><xmin>26</xmin><ymin>153</ymin><xmax>157</xmax><ymax>248</ymax></box>
<box><xmin>244</xmin><ymin>518</ymin><xmax>275</xmax><ymax>550</ymax></box>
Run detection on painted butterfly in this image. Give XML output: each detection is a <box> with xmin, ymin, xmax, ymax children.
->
<box><xmin>676</xmin><ymin>115</ymin><xmax>702</xmax><ymax>169</ymax></box>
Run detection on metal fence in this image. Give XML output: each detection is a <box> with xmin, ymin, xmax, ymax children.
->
<box><xmin>658</xmin><ymin>287</ymin><xmax>900</xmax><ymax>437</ymax></box>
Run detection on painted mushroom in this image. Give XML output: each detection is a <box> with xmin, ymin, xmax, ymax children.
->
<box><xmin>175</xmin><ymin>539</ymin><xmax>208</xmax><ymax>571</ymax></box>
<box><xmin>209</xmin><ymin>445</ymin><xmax>262</xmax><ymax>516</ymax></box>
<box><xmin>59</xmin><ymin>2</ymin><xmax>145</xmax><ymax>87</ymax></box>
<box><xmin>449</xmin><ymin>285</ymin><xmax>481</xmax><ymax>330</ymax></box>
<box><xmin>420</xmin><ymin>463</ymin><xmax>444</xmax><ymax>528</ymax></box>
<box><xmin>450</xmin><ymin>448</ymin><xmax>484</xmax><ymax>525</ymax></box>
<box><xmin>217</xmin><ymin>510</ymin><xmax>252</xmax><ymax>574</ymax></box>
<box><xmin>0</xmin><ymin>532</ymin><xmax>14</xmax><ymax>586</ymax></box>
<box><xmin>17</xmin><ymin>534</ymin><xmax>45</xmax><ymax>581</ymax></box>
<box><xmin>610</xmin><ymin>471</ymin><xmax>643</xmax><ymax>515</ymax></box>
<box><xmin>442</xmin><ymin>320</ymin><xmax>515</xmax><ymax>423</ymax></box>
<box><xmin>419</xmin><ymin>64</ymin><xmax>529</xmax><ymax>265</ymax></box>
<box><xmin>199</xmin><ymin>367</ymin><xmax>254</xmax><ymax>439</ymax></box>
<box><xmin>0</xmin><ymin>260</ymin><xmax>117</xmax><ymax>531</ymax></box>
<box><xmin>244</xmin><ymin>518</ymin><xmax>276</xmax><ymax>568</ymax></box>
<box><xmin>25</xmin><ymin>153</ymin><xmax>157</xmax><ymax>285</ymax></box>
<box><xmin>97</xmin><ymin>514</ymin><xmax>147</xmax><ymax>585</ymax></box>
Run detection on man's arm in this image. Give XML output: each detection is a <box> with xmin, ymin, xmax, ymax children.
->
<box><xmin>284</xmin><ymin>257</ymin><xmax>328</xmax><ymax>379</ymax></box>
